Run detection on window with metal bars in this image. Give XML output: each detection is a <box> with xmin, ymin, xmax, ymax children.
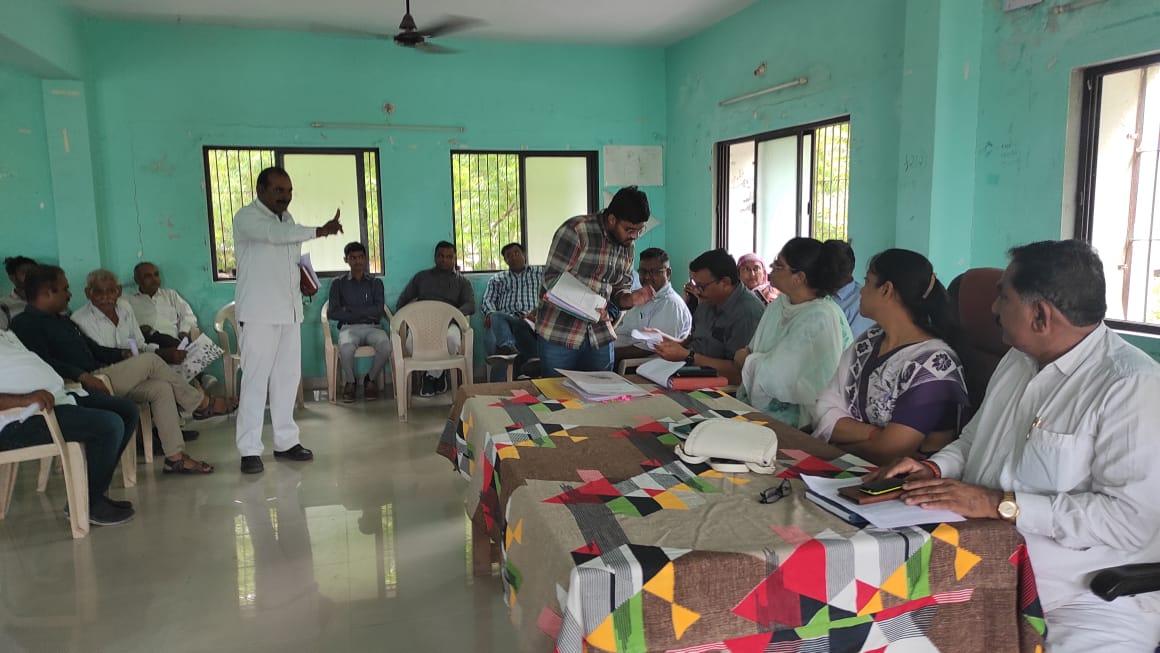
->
<box><xmin>1075</xmin><ymin>53</ymin><xmax>1160</xmax><ymax>335</ymax></box>
<box><xmin>715</xmin><ymin>117</ymin><xmax>851</xmax><ymax>263</ymax></box>
<box><xmin>450</xmin><ymin>151</ymin><xmax>598</xmax><ymax>272</ymax></box>
<box><xmin>202</xmin><ymin>146</ymin><xmax>384</xmax><ymax>281</ymax></box>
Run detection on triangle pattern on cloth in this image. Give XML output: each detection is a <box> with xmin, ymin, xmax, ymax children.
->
<box><xmin>670</xmin><ymin>602</ymin><xmax>700</xmax><ymax>640</ymax></box>
<box><xmin>642</xmin><ymin>562</ymin><xmax>675</xmax><ymax>602</ymax></box>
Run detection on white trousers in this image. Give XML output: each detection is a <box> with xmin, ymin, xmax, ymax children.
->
<box><xmin>236</xmin><ymin>323</ymin><xmax>302</xmax><ymax>457</ymax></box>
<box><xmin>1045</xmin><ymin>593</ymin><xmax>1160</xmax><ymax>652</ymax></box>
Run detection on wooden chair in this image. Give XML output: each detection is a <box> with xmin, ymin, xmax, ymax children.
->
<box><xmin>322</xmin><ymin>300</ymin><xmax>395</xmax><ymax>403</ymax></box>
<box><xmin>215</xmin><ymin>301</ymin><xmax>305</xmax><ymax>408</ymax></box>
<box><xmin>0</xmin><ymin>405</ymin><xmax>90</xmax><ymax>539</ymax></box>
<box><xmin>390</xmin><ymin>301</ymin><xmax>473</xmax><ymax>421</ymax></box>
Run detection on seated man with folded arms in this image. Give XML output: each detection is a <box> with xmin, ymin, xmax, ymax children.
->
<box><xmin>654</xmin><ymin>249</ymin><xmax>764</xmax><ymax>384</ymax></box>
<box><xmin>397</xmin><ymin>241</ymin><xmax>475</xmax><ymax>396</ymax></box>
<box><xmin>0</xmin><ymin>256</ymin><xmax>37</xmax><ymax>330</ymax></box>
<box><xmin>72</xmin><ymin>269</ymin><xmax>185</xmax><ymax>364</ymax></box>
<box><xmin>12</xmin><ymin>265</ymin><xmax>226</xmax><ymax>475</ymax></box>
<box><xmin>126</xmin><ymin>261</ymin><xmax>199</xmax><ymax>349</ymax></box>
<box><xmin>614</xmin><ymin>247</ymin><xmax>693</xmax><ymax>361</ymax></box>
<box><xmin>328</xmin><ymin>242</ymin><xmax>390</xmax><ymax>402</ymax></box>
<box><xmin>481</xmin><ymin>242</ymin><xmax>543</xmax><ymax>381</ymax></box>
<box><xmin>0</xmin><ymin>329</ymin><xmax>139</xmax><ymax>526</ymax></box>
<box><xmin>871</xmin><ymin>240</ymin><xmax>1160</xmax><ymax>651</ymax></box>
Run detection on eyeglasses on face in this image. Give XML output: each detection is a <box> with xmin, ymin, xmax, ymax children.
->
<box><xmin>690</xmin><ymin>277</ymin><xmax>724</xmax><ymax>291</ymax></box>
<box><xmin>638</xmin><ymin>266</ymin><xmax>669</xmax><ymax>277</ymax></box>
<box><xmin>758</xmin><ymin>479</ymin><xmax>792</xmax><ymax>504</ymax></box>
<box><xmin>769</xmin><ymin>259</ymin><xmax>800</xmax><ymax>274</ymax></box>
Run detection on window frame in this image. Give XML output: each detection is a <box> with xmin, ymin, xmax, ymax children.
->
<box><xmin>448</xmin><ymin>149</ymin><xmax>599</xmax><ymax>274</ymax></box>
<box><xmin>714</xmin><ymin>115</ymin><xmax>851</xmax><ymax>253</ymax></box>
<box><xmin>201</xmin><ymin>145</ymin><xmax>385</xmax><ymax>281</ymax></box>
<box><xmin>1074</xmin><ymin>52</ymin><xmax>1160</xmax><ymax>336</ymax></box>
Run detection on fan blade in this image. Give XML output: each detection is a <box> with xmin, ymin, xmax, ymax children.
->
<box><xmin>308</xmin><ymin>23</ymin><xmax>391</xmax><ymax>39</ymax></box>
<box><xmin>419</xmin><ymin>15</ymin><xmax>483</xmax><ymax>37</ymax></box>
<box><xmin>415</xmin><ymin>41</ymin><xmax>458</xmax><ymax>55</ymax></box>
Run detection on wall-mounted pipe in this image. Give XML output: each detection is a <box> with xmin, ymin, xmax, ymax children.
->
<box><xmin>718</xmin><ymin>77</ymin><xmax>808</xmax><ymax>107</ymax></box>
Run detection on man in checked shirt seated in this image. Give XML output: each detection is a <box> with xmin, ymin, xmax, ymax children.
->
<box><xmin>481</xmin><ymin>242</ymin><xmax>543</xmax><ymax>381</ymax></box>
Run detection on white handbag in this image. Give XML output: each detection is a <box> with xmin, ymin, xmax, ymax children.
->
<box><xmin>674</xmin><ymin>418</ymin><xmax>780</xmax><ymax>474</ymax></box>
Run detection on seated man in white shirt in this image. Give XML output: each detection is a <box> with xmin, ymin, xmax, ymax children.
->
<box><xmin>72</xmin><ymin>269</ymin><xmax>185</xmax><ymax>364</ymax></box>
<box><xmin>0</xmin><ymin>256</ymin><xmax>37</xmax><ymax>331</ymax></box>
<box><xmin>0</xmin><ymin>329</ymin><xmax>137</xmax><ymax>526</ymax></box>
<box><xmin>614</xmin><ymin>247</ymin><xmax>693</xmax><ymax>361</ymax></box>
<box><xmin>872</xmin><ymin>240</ymin><xmax>1160</xmax><ymax>651</ymax></box>
<box><xmin>126</xmin><ymin>261</ymin><xmax>199</xmax><ymax>349</ymax></box>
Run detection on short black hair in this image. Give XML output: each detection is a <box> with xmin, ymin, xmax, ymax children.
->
<box><xmin>255</xmin><ymin>166</ymin><xmax>290</xmax><ymax>191</ymax></box>
<box><xmin>604</xmin><ymin>186</ymin><xmax>650</xmax><ymax>224</ymax></box>
<box><xmin>501</xmin><ymin>242</ymin><xmax>525</xmax><ymax>256</ymax></box>
<box><xmin>434</xmin><ymin>240</ymin><xmax>456</xmax><ymax>254</ymax></box>
<box><xmin>781</xmin><ymin>238</ymin><xmax>844</xmax><ymax>296</ymax></box>
<box><xmin>689</xmin><ymin>249</ymin><xmax>739</xmax><ymax>286</ymax></box>
<box><xmin>4</xmin><ymin>256</ymin><xmax>36</xmax><ymax>278</ymax></box>
<box><xmin>133</xmin><ymin>261</ymin><xmax>156</xmax><ymax>278</ymax></box>
<box><xmin>1007</xmin><ymin>240</ymin><xmax>1106</xmax><ymax>326</ymax></box>
<box><xmin>824</xmin><ymin>239</ymin><xmax>856</xmax><ymax>278</ymax></box>
<box><xmin>24</xmin><ymin>265</ymin><xmax>64</xmax><ymax>302</ymax></box>
<box><xmin>344</xmin><ymin>241</ymin><xmax>367</xmax><ymax>257</ymax></box>
<box><xmin>639</xmin><ymin>247</ymin><xmax>670</xmax><ymax>266</ymax></box>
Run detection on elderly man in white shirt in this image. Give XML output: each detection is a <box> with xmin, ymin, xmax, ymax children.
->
<box><xmin>615</xmin><ymin>248</ymin><xmax>693</xmax><ymax>356</ymax></box>
<box><xmin>126</xmin><ymin>261</ymin><xmax>199</xmax><ymax>346</ymax></box>
<box><xmin>72</xmin><ymin>270</ymin><xmax>178</xmax><ymax>361</ymax></box>
<box><xmin>872</xmin><ymin>240</ymin><xmax>1160</xmax><ymax>652</ymax></box>
<box><xmin>232</xmin><ymin>166</ymin><xmax>342</xmax><ymax>475</ymax></box>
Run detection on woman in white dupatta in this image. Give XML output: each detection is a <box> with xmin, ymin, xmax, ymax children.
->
<box><xmin>813</xmin><ymin>249</ymin><xmax>968</xmax><ymax>465</ymax></box>
<box><xmin>735</xmin><ymin>238</ymin><xmax>853</xmax><ymax>428</ymax></box>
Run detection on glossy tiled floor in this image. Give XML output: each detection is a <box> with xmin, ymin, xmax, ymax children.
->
<box><xmin>0</xmin><ymin>394</ymin><xmax>518</xmax><ymax>652</ymax></box>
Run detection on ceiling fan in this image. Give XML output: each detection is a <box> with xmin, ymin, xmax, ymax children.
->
<box><xmin>390</xmin><ymin>0</ymin><xmax>481</xmax><ymax>54</ymax></box>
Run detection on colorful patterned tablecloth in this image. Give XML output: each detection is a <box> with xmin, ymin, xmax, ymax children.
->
<box><xmin>437</xmin><ymin>381</ymin><xmax>1045</xmax><ymax>653</ymax></box>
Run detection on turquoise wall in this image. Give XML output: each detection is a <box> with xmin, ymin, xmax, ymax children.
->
<box><xmin>0</xmin><ymin>66</ymin><xmax>58</xmax><ymax>290</ymax></box>
<box><xmin>664</xmin><ymin>0</ymin><xmax>907</xmax><ymax>278</ymax></box>
<box><xmin>80</xmin><ymin>18</ymin><xmax>666</xmax><ymax>376</ymax></box>
<box><xmin>0</xmin><ymin>0</ymin><xmax>82</xmax><ymax>78</ymax></box>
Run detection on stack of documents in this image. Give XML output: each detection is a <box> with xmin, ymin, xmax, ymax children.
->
<box><xmin>557</xmin><ymin>370</ymin><xmax>648</xmax><ymax>402</ymax></box>
<box><xmin>546</xmin><ymin>272</ymin><xmax>607</xmax><ymax>322</ymax></box>
<box><xmin>799</xmin><ymin>474</ymin><xmax>964</xmax><ymax>529</ymax></box>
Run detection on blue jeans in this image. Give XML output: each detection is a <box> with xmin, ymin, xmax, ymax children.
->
<box><xmin>536</xmin><ymin>336</ymin><xmax>614</xmax><ymax>377</ymax></box>
<box><xmin>487</xmin><ymin>313</ymin><xmax>538</xmax><ymax>381</ymax></box>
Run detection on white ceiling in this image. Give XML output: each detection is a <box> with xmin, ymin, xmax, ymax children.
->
<box><xmin>67</xmin><ymin>0</ymin><xmax>757</xmax><ymax>45</ymax></box>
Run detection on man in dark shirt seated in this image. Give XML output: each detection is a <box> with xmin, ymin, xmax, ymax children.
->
<box><xmin>654</xmin><ymin>249</ymin><xmax>765</xmax><ymax>385</ymax></box>
<box><xmin>396</xmin><ymin>241</ymin><xmax>476</xmax><ymax>396</ymax></box>
<box><xmin>327</xmin><ymin>242</ymin><xmax>390</xmax><ymax>403</ymax></box>
<box><xmin>11</xmin><ymin>265</ymin><xmax>225</xmax><ymax>474</ymax></box>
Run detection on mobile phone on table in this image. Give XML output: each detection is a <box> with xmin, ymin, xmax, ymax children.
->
<box><xmin>859</xmin><ymin>477</ymin><xmax>905</xmax><ymax>495</ymax></box>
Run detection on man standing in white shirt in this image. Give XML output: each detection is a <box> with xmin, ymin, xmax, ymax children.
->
<box><xmin>873</xmin><ymin>240</ymin><xmax>1160</xmax><ymax>651</ymax></box>
<box><xmin>127</xmin><ymin>262</ymin><xmax>199</xmax><ymax>347</ymax></box>
<box><xmin>233</xmin><ymin>166</ymin><xmax>342</xmax><ymax>474</ymax></box>
<box><xmin>614</xmin><ymin>247</ymin><xmax>693</xmax><ymax>360</ymax></box>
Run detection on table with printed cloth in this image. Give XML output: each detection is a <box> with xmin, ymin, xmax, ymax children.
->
<box><xmin>437</xmin><ymin>381</ymin><xmax>1046</xmax><ymax>653</ymax></box>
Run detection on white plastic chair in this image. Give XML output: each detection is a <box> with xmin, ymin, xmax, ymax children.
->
<box><xmin>215</xmin><ymin>301</ymin><xmax>304</xmax><ymax>408</ymax></box>
<box><xmin>38</xmin><ymin>376</ymin><xmax>137</xmax><ymax>489</ymax></box>
<box><xmin>322</xmin><ymin>300</ymin><xmax>395</xmax><ymax>404</ymax></box>
<box><xmin>389</xmin><ymin>301</ymin><xmax>473</xmax><ymax>421</ymax></box>
<box><xmin>0</xmin><ymin>405</ymin><xmax>90</xmax><ymax>539</ymax></box>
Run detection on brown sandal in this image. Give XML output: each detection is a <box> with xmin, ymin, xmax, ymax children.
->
<box><xmin>163</xmin><ymin>454</ymin><xmax>214</xmax><ymax>474</ymax></box>
<box><xmin>193</xmin><ymin>396</ymin><xmax>235</xmax><ymax>420</ymax></box>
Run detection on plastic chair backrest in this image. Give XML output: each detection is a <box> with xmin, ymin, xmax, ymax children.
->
<box><xmin>214</xmin><ymin>301</ymin><xmax>239</xmax><ymax>355</ymax></box>
<box><xmin>321</xmin><ymin>300</ymin><xmax>334</xmax><ymax>348</ymax></box>
<box><xmin>391</xmin><ymin>301</ymin><xmax>469</xmax><ymax>357</ymax></box>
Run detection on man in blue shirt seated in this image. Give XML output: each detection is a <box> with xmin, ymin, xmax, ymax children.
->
<box><xmin>327</xmin><ymin>242</ymin><xmax>390</xmax><ymax>403</ymax></box>
<box><xmin>481</xmin><ymin>242</ymin><xmax>543</xmax><ymax>381</ymax></box>
<box><xmin>826</xmin><ymin>239</ymin><xmax>875</xmax><ymax>339</ymax></box>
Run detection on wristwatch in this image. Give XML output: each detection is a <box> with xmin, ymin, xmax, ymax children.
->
<box><xmin>685</xmin><ymin>350</ymin><xmax>696</xmax><ymax>366</ymax></box>
<box><xmin>997</xmin><ymin>491</ymin><xmax>1020</xmax><ymax>522</ymax></box>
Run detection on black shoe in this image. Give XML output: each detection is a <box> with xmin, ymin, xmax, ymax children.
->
<box><xmin>496</xmin><ymin>344</ymin><xmax>518</xmax><ymax>357</ymax></box>
<box><xmin>104</xmin><ymin>496</ymin><xmax>133</xmax><ymax>510</ymax></box>
<box><xmin>419</xmin><ymin>374</ymin><xmax>437</xmax><ymax>398</ymax></box>
<box><xmin>273</xmin><ymin>444</ymin><xmax>314</xmax><ymax>461</ymax></box>
<box><xmin>182</xmin><ymin>430</ymin><xmax>200</xmax><ymax>442</ymax></box>
<box><xmin>240</xmin><ymin>456</ymin><xmax>264</xmax><ymax>474</ymax></box>
<box><xmin>341</xmin><ymin>382</ymin><xmax>357</xmax><ymax>403</ymax></box>
<box><xmin>88</xmin><ymin>500</ymin><xmax>135</xmax><ymax>527</ymax></box>
<box><xmin>434</xmin><ymin>371</ymin><xmax>450</xmax><ymax>394</ymax></box>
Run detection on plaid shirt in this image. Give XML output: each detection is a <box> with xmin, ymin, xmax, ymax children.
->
<box><xmin>536</xmin><ymin>214</ymin><xmax>635</xmax><ymax>348</ymax></box>
<box><xmin>481</xmin><ymin>265</ymin><xmax>544</xmax><ymax>317</ymax></box>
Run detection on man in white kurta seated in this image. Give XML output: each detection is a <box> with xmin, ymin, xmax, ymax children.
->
<box><xmin>127</xmin><ymin>261</ymin><xmax>200</xmax><ymax>349</ymax></box>
<box><xmin>72</xmin><ymin>269</ymin><xmax>184</xmax><ymax>365</ymax></box>
<box><xmin>872</xmin><ymin>240</ymin><xmax>1160</xmax><ymax>651</ymax></box>
<box><xmin>614</xmin><ymin>247</ymin><xmax>692</xmax><ymax>361</ymax></box>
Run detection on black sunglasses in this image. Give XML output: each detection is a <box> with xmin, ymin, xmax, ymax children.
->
<box><xmin>758</xmin><ymin>479</ymin><xmax>792</xmax><ymax>504</ymax></box>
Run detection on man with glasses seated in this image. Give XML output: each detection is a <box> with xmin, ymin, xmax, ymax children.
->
<box><xmin>654</xmin><ymin>249</ymin><xmax>764</xmax><ymax>385</ymax></box>
<box><xmin>614</xmin><ymin>247</ymin><xmax>693</xmax><ymax>361</ymax></box>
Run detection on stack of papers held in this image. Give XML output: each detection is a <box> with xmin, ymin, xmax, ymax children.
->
<box><xmin>556</xmin><ymin>370</ymin><xmax>648</xmax><ymax>402</ymax></box>
<box><xmin>546</xmin><ymin>271</ymin><xmax>607</xmax><ymax>322</ymax></box>
<box><xmin>799</xmin><ymin>474</ymin><xmax>964</xmax><ymax>529</ymax></box>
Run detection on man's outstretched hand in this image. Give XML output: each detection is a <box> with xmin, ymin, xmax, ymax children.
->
<box><xmin>316</xmin><ymin>209</ymin><xmax>343</xmax><ymax>238</ymax></box>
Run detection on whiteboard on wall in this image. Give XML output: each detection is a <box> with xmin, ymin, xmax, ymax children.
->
<box><xmin>603</xmin><ymin>145</ymin><xmax>663</xmax><ymax>187</ymax></box>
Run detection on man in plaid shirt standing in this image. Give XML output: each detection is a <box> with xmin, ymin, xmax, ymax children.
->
<box><xmin>482</xmin><ymin>242</ymin><xmax>543</xmax><ymax>381</ymax></box>
<box><xmin>535</xmin><ymin>186</ymin><xmax>656</xmax><ymax>375</ymax></box>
